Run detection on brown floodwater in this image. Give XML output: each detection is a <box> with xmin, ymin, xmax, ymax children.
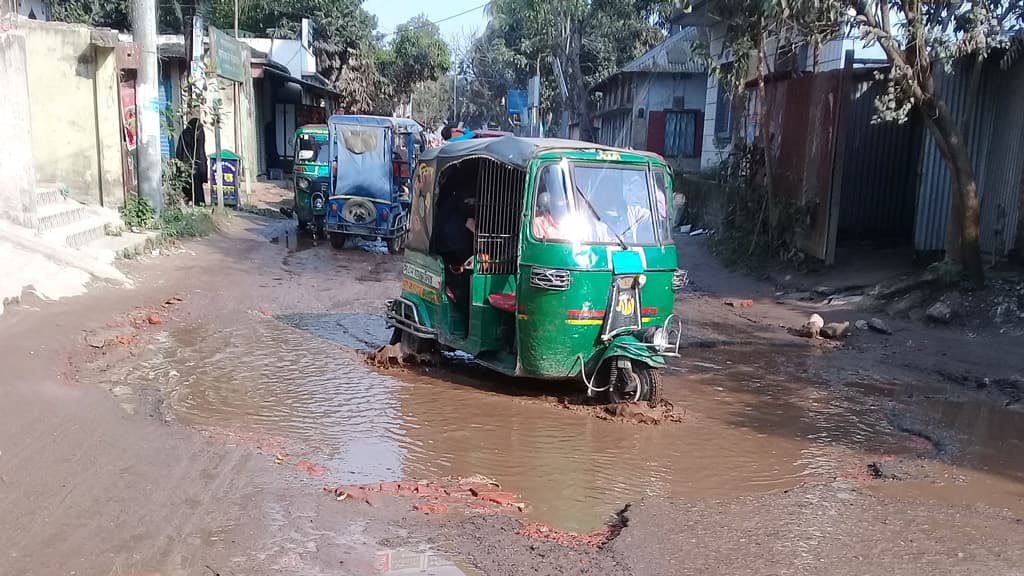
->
<box><xmin>110</xmin><ymin>312</ymin><xmax>1024</xmax><ymax>531</ymax></box>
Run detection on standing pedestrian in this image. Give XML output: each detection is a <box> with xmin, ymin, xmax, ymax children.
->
<box><xmin>176</xmin><ymin>117</ymin><xmax>208</xmax><ymax>205</ymax></box>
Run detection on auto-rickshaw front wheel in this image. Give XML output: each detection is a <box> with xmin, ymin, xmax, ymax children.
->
<box><xmin>607</xmin><ymin>359</ymin><xmax>662</xmax><ymax>407</ymax></box>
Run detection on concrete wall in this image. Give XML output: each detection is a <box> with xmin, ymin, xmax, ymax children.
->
<box><xmin>0</xmin><ymin>30</ymin><xmax>37</xmax><ymax>224</ymax></box>
<box><xmin>20</xmin><ymin>19</ymin><xmax>124</xmax><ymax>208</ymax></box>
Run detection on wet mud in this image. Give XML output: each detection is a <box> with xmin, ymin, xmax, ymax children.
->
<box><xmin>79</xmin><ymin>303</ymin><xmax>998</xmax><ymax>534</ymax></box>
<box><xmin>34</xmin><ymin>218</ymin><xmax>1024</xmax><ymax>576</ymax></box>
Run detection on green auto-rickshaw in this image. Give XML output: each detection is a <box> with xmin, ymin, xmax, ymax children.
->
<box><xmin>292</xmin><ymin>124</ymin><xmax>331</xmax><ymax>235</ymax></box>
<box><xmin>385</xmin><ymin>137</ymin><xmax>686</xmax><ymax>404</ymax></box>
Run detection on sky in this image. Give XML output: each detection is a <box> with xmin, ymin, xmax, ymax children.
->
<box><xmin>363</xmin><ymin>0</ymin><xmax>491</xmax><ymax>43</ymax></box>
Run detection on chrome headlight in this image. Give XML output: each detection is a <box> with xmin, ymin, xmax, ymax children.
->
<box><xmin>311</xmin><ymin>193</ymin><xmax>325</xmax><ymax>210</ymax></box>
<box><xmin>672</xmin><ymin>269</ymin><xmax>688</xmax><ymax>292</ymax></box>
<box><xmin>638</xmin><ymin>326</ymin><xmax>669</xmax><ymax>350</ymax></box>
<box><xmin>297</xmin><ymin>177</ymin><xmax>311</xmax><ymax>191</ymax></box>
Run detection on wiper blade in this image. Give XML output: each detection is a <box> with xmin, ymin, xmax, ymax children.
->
<box><xmin>572</xmin><ymin>184</ymin><xmax>629</xmax><ymax>251</ymax></box>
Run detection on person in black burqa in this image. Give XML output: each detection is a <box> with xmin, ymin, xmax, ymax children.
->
<box><xmin>430</xmin><ymin>173</ymin><xmax>476</xmax><ymax>320</ymax></box>
<box><xmin>175</xmin><ymin>118</ymin><xmax>208</xmax><ymax>205</ymax></box>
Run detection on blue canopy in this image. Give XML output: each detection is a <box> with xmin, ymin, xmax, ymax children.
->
<box><xmin>329</xmin><ymin>116</ymin><xmax>393</xmax><ymax>202</ymax></box>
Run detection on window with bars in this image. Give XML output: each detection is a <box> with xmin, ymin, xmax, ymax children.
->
<box><xmin>474</xmin><ymin>159</ymin><xmax>527</xmax><ymax>276</ymax></box>
<box><xmin>664</xmin><ymin>111</ymin><xmax>698</xmax><ymax>158</ymax></box>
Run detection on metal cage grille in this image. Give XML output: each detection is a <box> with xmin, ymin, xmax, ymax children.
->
<box><xmin>474</xmin><ymin>159</ymin><xmax>526</xmax><ymax>276</ymax></box>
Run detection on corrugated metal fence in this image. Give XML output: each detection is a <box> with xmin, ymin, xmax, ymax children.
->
<box><xmin>915</xmin><ymin>57</ymin><xmax>1024</xmax><ymax>257</ymax></box>
<box><xmin>839</xmin><ymin>71</ymin><xmax>921</xmax><ymax>243</ymax></box>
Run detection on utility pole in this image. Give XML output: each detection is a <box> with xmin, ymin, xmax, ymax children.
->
<box><xmin>233</xmin><ymin>0</ymin><xmax>248</xmax><ymax>206</ymax></box>
<box><xmin>134</xmin><ymin>0</ymin><xmax>162</xmax><ymax>213</ymax></box>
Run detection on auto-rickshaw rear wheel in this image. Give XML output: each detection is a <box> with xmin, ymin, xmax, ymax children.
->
<box><xmin>330</xmin><ymin>233</ymin><xmax>347</xmax><ymax>249</ymax></box>
<box><xmin>386</xmin><ymin>233</ymin><xmax>406</xmax><ymax>255</ymax></box>
<box><xmin>607</xmin><ymin>359</ymin><xmax>662</xmax><ymax>407</ymax></box>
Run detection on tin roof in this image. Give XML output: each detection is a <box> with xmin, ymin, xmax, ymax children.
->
<box><xmin>620</xmin><ymin>27</ymin><xmax>705</xmax><ymax>75</ymax></box>
<box><xmin>419</xmin><ymin>136</ymin><xmax>665</xmax><ymax>170</ymax></box>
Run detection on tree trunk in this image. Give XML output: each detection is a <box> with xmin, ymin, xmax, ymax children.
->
<box><xmin>921</xmin><ymin>97</ymin><xmax>984</xmax><ymax>283</ymax></box>
<box><xmin>566</xmin><ymin>27</ymin><xmax>594</xmax><ymax>142</ymax></box>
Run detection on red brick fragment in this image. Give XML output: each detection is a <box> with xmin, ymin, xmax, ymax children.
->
<box><xmin>147</xmin><ymin>313</ymin><xmax>163</xmax><ymax>325</ymax></box>
<box><xmin>724</xmin><ymin>299</ymin><xmax>754</xmax><ymax>308</ymax></box>
<box><xmin>413</xmin><ymin>503</ymin><xmax>448</xmax><ymax>514</ymax></box>
<box><xmin>477</xmin><ymin>491</ymin><xmax>519</xmax><ymax>507</ymax></box>
<box><xmin>379</xmin><ymin>481</ymin><xmax>401</xmax><ymax>494</ymax></box>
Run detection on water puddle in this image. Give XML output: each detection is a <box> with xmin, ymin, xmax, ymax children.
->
<box><xmin>870</xmin><ymin>399</ymin><xmax>1024</xmax><ymax>512</ymax></box>
<box><xmin>96</xmin><ymin>313</ymin><xmax>1024</xmax><ymax>532</ymax></box>
<box><xmin>376</xmin><ymin>548</ymin><xmax>480</xmax><ymax>576</ymax></box>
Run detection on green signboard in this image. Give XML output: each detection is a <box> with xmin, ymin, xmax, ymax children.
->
<box><xmin>209</xmin><ymin>26</ymin><xmax>245</xmax><ymax>83</ymax></box>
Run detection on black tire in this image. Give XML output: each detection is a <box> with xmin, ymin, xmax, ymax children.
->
<box><xmin>387</xmin><ymin>234</ymin><xmax>405</xmax><ymax>255</ymax></box>
<box><xmin>389</xmin><ymin>327</ymin><xmax>402</xmax><ymax>345</ymax></box>
<box><xmin>297</xmin><ymin>218</ymin><xmax>309</xmax><ymax>233</ymax></box>
<box><xmin>330</xmin><ymin>234</ymin><xmax>347</xmax><ymax>249</ymax></box>
<box><xmin>636</xmin><ymin>365</ymin><xmax>663</xmax><ymax>407</ymax></box>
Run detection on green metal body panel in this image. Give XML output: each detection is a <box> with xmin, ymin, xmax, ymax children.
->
<box><xmin>395</xmin><ymin>148</ymin><xmax>679</xmax><ymax>381</ymax></box>
<box><xmin>592</xmin><ymin>335</ymin><xmax>667</xmax><ymax>370</ymax></box>
<box><xmin>292</xmin><ymin>126</ymin><xmax>330</xmax><ymax>223</ymax></box>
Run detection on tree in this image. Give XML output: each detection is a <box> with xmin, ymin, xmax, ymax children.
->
<box><xmin>850</xmin><ymin>0</ymin><xmax>1023</xmax><ymax>282</ymax></box>
<box><xmin>695</xmin><ymin>0</ymin><xmax>1024</xmax><ymax>281</ymax></box>
<box><xmin>381</xmin><ymin>15</ymin><xmax>452</xmax><ymax>109</ymax></box>
<box><xmin>487</xmin><ymin>0</ymin><xmax>671</xmax><ymax>140</ymax></box>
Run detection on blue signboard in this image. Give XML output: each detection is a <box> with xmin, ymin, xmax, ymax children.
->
<box><xmin>507</xmin><ymin>89</ymin><xmax>528</xmax><ymax>119</ymax></box>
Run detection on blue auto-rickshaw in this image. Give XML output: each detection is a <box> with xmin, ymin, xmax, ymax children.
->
<box><xmin>325</xmin><ymin>115</ymin><xmax>423</xmax><ymax>254</ymax></box>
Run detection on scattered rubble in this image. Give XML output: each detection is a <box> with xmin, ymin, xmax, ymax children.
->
<box><xmin>518</xmin><ymin>506</ymin><xmax>629</xmax><ymax>550</ymax></box>
<box><xmin>867</xmin><ymin>318</ymin><xmax>893</xmax><ymax>335</ymax></box>
<box><xmin>820</xmin><ymin>321</ymin><xmax>850</xmax><ymax>340</ymax></box>
<box><xmin>792</xmin><ymin>313</ymin><xmax>825</xmax><ymax>338</ymax></box>
<box><xmin>597</xmin><ymin>400</ymin><xmax>684</xmax><ymax>424</ymax></box>
<box><xmin>324</xmin><ymin>476</ymin><xmax>528</xmax><ymax>514</ymax></box>
<box><xmin>926</xmin><ymin>301</ymin><xmax>953</xmax><ymax>323</ymax></box>
<box><xmin>855</xmin><ymin>320</ymin><xmax>869</xmax><ymax>330</ymax></box>
<box><xmin>724</xmin><ymin>299</ymin><xmax>754</xmax><ymax>308</ymax></box>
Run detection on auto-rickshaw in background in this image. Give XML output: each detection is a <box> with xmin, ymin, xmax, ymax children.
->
<box><xmin>386</xmin><ymin>136</ymin><xmax>686</xmax><ymax>404</ymax></box>
<box><xmin>291</xmin><ymin>124</ymin><xmax>331</xmax><ymax>237</ymax></box>
<box><xmin>324</xmin><ymin>115</ymin><xmax>423</xmax><ymax>253</ymax></box>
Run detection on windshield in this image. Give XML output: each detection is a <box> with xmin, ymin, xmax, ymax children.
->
<box><xmin>532</xmin><ymin>161</ymin><xmax>663</xmax><ymax>246</ymax></box>
<box><xmin>297</xmin><ymin>134</ymin><xmax>330</xmax><ymax>164</ymax></box>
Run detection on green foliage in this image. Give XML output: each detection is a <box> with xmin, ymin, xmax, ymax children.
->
<box><xmin>161</xmin><ymin>158</ymin><xmax>217</xmax><ymax>238</ymax></box>
<box><xmin>385</xmin><ymin>16</ymin><xmax>452</xmax><ymax>105</ymax></box>
<box><xmin>159</xmin><ymin>205</ymin><xmax>218</xmax><ymax>239</ymax></box>
<box><xmin>120</xmin><ymin>196</ymin><xmax>156</xmax><ymax>229</ymax></box>
<box><xmin>471</xmin><ymin>0</ymin><xmax>671</xmax><ymax>131</ymax></box>
<box><xmin>710</xmin><ymin>144</ymin><xmax>811</xmax><ymax>266</ymax></box>
<box><xmin>162</xmin><ymin>158</ymin><xmax>193</xmax><ymax>208</ymax></box>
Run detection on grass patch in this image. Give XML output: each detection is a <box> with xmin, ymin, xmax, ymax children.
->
<box><xmin>159</xmin><ymin>205</ymin><xmax>218</xmax><ymax>239</ymax></box>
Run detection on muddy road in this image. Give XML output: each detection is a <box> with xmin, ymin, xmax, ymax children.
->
<box><xmin>2</xmin><ymin>215</ymin><xmax>1024</xmax><ymax>575</ymax></box>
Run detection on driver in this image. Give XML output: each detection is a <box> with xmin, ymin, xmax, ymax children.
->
<box><xmin>532</xmin><ymin>190</ymin><xmax>569</xmax><ymax>240</ymax></box>
<box><xmin>623</xmin><ymin>173</ymin><xmax>652</xmax><ymax>243</ymax></box>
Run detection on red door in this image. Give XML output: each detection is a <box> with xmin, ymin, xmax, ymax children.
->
<box><xmin>647</xmin><ymin>111</ymin><xmax>666</xmax><ymax>155</ymax></box>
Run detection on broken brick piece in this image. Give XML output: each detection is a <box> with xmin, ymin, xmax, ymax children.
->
<box><xmin>724</xmin><ymin>299</ymin><xmax>754</xmax><ymax>308</ymax></box>
<box><xmin>413</xmin><ymin>503</ymin><xmax>448</xmax><ymax>514</ymax></box>
<box><xmin>379</xmin><ymin>481</ymin><xmax>401</xmax><ymax>494</ymax></box>
<box><xmin>477</xmin><ymin>491</ymin><xmax>519</xmax><ymax>507</ymax></box>
<box><xmin>414</xmin><ymin>484</ymin><xmax>448</xmax><ymax>498</ymax></box>
<box><xmin>147</xmin><ymin>313</ymin><xmax>163</xmax><ymax>325</ymax></box>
